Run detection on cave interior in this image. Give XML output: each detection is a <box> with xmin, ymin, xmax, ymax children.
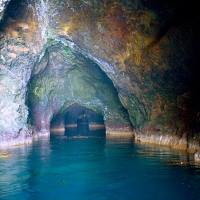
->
<box><xmin>0</xmin><ymin>0</ymin><xmax>200</xmax><ymax>159</ymax></box>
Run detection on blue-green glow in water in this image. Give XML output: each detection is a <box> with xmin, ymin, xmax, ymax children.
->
<box><xmin>0</xmin><ymin>131</ymin><xmax>200</xmax><ymax>200</ymax></box>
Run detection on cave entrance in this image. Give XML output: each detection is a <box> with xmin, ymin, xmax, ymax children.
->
<box><xmin>50</xmin><ymin>103</ymin><xmax>106</xmax><ymax>137</ymax></box>
<box><xmin>65</xmin><ymin>104</ymin><xmax>105</xmax><ymax>137</ymax></box>
<box><xmin>28</xmin><ymin>41</ymin><xmax>132</xmax><ymax>137</ymax></box>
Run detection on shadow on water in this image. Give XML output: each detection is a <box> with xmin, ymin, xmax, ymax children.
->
<box><xmin>64</xmin><ymin>124</ymin><xmax>106</xmax><ymax>137</ymax></box>
<box><xmin>1</xmin><ymin>133</ymin><xmax>200</xmax><ymax>200</ymax></box>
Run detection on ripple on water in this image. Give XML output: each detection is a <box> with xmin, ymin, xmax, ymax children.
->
<box><xmin>0</xmin><ymin>135</ymin><xmax>200</xmax><ymax>200</ymax></box>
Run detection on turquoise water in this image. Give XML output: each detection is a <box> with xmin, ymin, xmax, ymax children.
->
<box><xmin>0</xmin><ymin>131</ymin><xmax>200</xmax><ymax>200</ymax></box>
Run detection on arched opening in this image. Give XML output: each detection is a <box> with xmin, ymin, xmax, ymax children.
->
<box><xmin>50</xmin><ymin>103</ymin><xmax>106</xmax><ymax>137</ymax></box>
<box><xmin>27</xmin><ymin>41</ymin><xmax>133</xmax><ymax>137</ymax></box>
<box><xmin>64</xmin><ymin>104</ymin><xmax>105</xmax><ymax>137</ymax></box>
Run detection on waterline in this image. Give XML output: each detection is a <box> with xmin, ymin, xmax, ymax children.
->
<box><xmin>0</xmin><ymin>134</ymin><xmax>200</xmax><ymax>200</ymax></box>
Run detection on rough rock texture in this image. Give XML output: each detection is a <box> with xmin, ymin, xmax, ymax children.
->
<box><xmin>27</xmin><ymin>41</ymin><xmax>132</xmax><ymax>136</ymax></box>
<box><xmin>0</xmin><ymin>0</ymin><xmax>10</xmax><ymax>20</ymax></box>
<box><xmin>0</xmin><ymin>24</ymin><xmax>34</xmax><ymax>145</ymax></box>
<box><xmin>0</xmin><ymin>0</ymin><xmax>200</xmax><ymax>158</ymax></box>
<box><xmin>194</xmin><ymin>151</ymin><xmax>200</xmax><ymax>163</ymax></box>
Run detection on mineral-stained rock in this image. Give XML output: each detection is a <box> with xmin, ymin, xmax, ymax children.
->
<box><xmin>194</xmin><ymin>151</ymin><xmax>200</xmax><ymax>163</ymax></box>
<box><xmin>27</xmin><ymin>42</ymin><xmax>132</xmax><ymax>135</ymax></box>
<box><xmin>0</xmin><ymin>0</ymin><xmax>199</xmax><ymax>159</ymax></box>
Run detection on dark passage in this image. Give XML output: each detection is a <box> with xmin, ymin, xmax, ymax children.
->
<box><xmin>64</xmin><ymin>104</ymin><xmax>105</xmax><ymax>137</ymax></box>
<box><xmin>76</xmin><ymin>110</ymin><xmax>89</xmax><ymax>134</ymax></box>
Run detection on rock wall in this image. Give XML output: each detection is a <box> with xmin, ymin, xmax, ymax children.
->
<box><xmin>0</xmin><ymin>0</ymin><xmax>10</xmax><ymax>20</ymax></box>
<box><xmin>27</xmin><ymin>41</ymin><xmax>132</xmax><ymax>136</ymax></box>
<box><xmin>0</xmin><ymin>0</ymin><xmax>200</xmax><ymax>158</ymax></box>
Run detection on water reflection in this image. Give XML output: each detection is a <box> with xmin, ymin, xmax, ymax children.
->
<box><xmin>0</xmin><ymin>134</ymin><xmax>200</xmax><ymax>200</ymax></box>
<box><xmin>135</xmin><ymin>142</ymin><xmax>196</xmax><ymax>164</ymax></box>
<box><xmin>32</xmin><ymin>136</ymin><xmax>51</xmax><ymax>156</ymax></box>
<box><xmin>65</xmin><ymin>124</ymin><xmax>106</xmax><ymax>137</ymax></box>
<box><xmin>0</xmin><ymin>136</ymin><xmax>51</xmax><ymax>200</ymax></box>
<box><xmin>0</xmin><ymin>144</ymin><xmax>32</xmax><ymax>199</ymax></box>
<box><xmin>106</xmin><ymin>136</ymin><xmax>133</xmax><ymax>144</ymax></box>
<box><xmin>77</xmin><ymin>124</ymin><xmax>89</xmax><ymax>135</ymax></box>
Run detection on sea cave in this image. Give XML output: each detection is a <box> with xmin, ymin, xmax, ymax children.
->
<box><xmin>0</xmin><ymin>0</ymin><xmax>200</xmax><ymax>199</ymax></box>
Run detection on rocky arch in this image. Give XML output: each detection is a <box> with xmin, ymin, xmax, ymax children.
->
<box><xmin>50</xmin><ymin>103</ymin><xmax>106</xmax><ymax>136</ymax></box>
<box><xmin>27</xmin><ymin>41</ymin><xmax>133</xmax><ymax>136</ymax></box>
<box><xmin>64</xmin><ymin>104</ymin><xmax>105</xmax><ymax>128</ymax></box>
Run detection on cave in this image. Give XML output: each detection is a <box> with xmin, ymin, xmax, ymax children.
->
<box><xmin>50</xmin><ymin>103</ymin><xmax>106</xmax><ymax>137</ymax></box>
<box><xmin>0</xmin><ymin>0</ymin><xmax>200</xmax><ymax>156</ymax></box>
<box><xmin>1</xmin><ymin>0</ymin><xmax>200</xmax><ymax>198</ymax></box>
<box><xmin>25</xmin><ymin>41</ymin><xmax>132</xmax><ymax>138</ymax></box>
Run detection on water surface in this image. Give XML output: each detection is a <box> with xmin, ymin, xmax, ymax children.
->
<box><xmin>0</xmin><ymin>130</ymin><xmax>200</xmax><ymax>200</ymax></box>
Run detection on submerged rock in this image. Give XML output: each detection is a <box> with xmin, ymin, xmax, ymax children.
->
<box><xmin>163</xmin><ymin>159</ymin><xmax>196</xmax><ymax>166</ymax></box>
<box><xmin>0</xmin><ymin>150</ymin><xmax>11</xmax><ymax>158</ymax></box>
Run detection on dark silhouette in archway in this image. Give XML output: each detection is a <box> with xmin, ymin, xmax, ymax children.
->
<box><xmin>77</xmin><ymin>110</ymin><xmax>89</xmax><ymax>135</ymax></box>
<box><xmin>64</xmin><ymin>104</ymin><xmax>105</xmax><ymax>137</ymax></box>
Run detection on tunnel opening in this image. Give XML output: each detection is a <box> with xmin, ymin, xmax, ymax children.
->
<box><xmin>65</xmin><ymin>104</ymin><xmax>106</xmax><ymax>137</ymax></box>
<box><xmin>50</xmin><ymin>103</ymin><xmax>106</xmax><ymax>137</ymax></box>
<box><xmin>27</xmin><ymin>41</ymin><xmax>133</xmax><ymax>137</ymax></box>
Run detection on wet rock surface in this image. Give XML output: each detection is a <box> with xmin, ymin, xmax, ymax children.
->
<box><xmin>0</xmin><ymin>150</ymin><xmax>11</xmax><ymax>157</ymax></box>
<box><xmin>0</xmin><ymin>0</ymin><xmax>199</xmax><ymax>159</ymax></box>
<box><xmin>0</xmin><ymin>0</ymin><xmax>10</xmax><ymax>20</ymax></box>
<box><xmin>27</xmin><ymin>42</ymin><xmax>132</xmax><ymax>135</ymax></box>
<box><xmin>194</xmin><ymin>151</ymin><xmax>200</xmax><ymax>162</ymax></box>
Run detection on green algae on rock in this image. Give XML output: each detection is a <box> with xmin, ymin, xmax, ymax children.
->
<box><xmin>27</xmin><ymin>42</ymin><xmax>132</xmax><ymax>136</ymax></box>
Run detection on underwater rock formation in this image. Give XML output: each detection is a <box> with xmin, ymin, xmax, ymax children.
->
<box><xmin>0</xmin><ymin>0</ymin><xmax>200</xmax><ymax>158</ymax></box>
